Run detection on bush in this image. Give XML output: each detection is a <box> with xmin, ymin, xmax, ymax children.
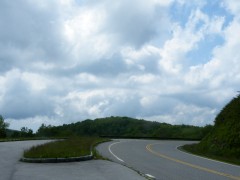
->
<box><xmin>0</xmin><ymin>115</ymin><xmax>9</xmax><ymax>138</ymax></box>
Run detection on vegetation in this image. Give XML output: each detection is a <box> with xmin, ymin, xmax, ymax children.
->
<box><xmin>0</xmin><ymin>115</ymin><xmax>9</xmax><ymax>138</ymax></box>
<box><xmin>23</xmin><ymin>137</ymin><xmax>108</xmax><ymax>158</ymax></box>
<box><xmin>0</xmin><ymin>114</ymin><xmax>212</xmax><ymax>140</ymax></box>
<box><xmin>182</xmin><ymin>95</ymin><xmax>240</xmax><ymax>165</ymax></box>
<box><xmin>10</xmin><ymin>127</ymin><xmax>34</xmax><ymax>138</ymax></box>
<box><xmin>2</xmin><ymin>94</ymin><xmax>239</xmax><ymax>164</ymax></box>
<box><xmin>0</xmin><ymin>115</ymin><xmax>34</xmax><ymax>140</ymax></box>
<box><xmin>35</xmin><ymin>116</ymin><xmax>212</xmax><ymax>140</ymax></box>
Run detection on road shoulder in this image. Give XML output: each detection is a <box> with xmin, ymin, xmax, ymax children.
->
<box><xmin>13</xmin><ymin>160</ymin><xmax>146</xmax><ymax>180</ymax></box>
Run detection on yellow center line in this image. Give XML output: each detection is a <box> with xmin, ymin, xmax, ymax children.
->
<box><xmin>146</xmin><ymin>143</ymin><xmax>240</xmax><ymax>180</ymax></box>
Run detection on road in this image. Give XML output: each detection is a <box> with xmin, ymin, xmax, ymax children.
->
<box><xmin>0</xmin><ymin>140</ymin><xmax>145</xmax><ymax>180</ymax></box>
<box><xmin>96</xmin><ymin>139</ymin><xmax>240</xmax><ymax>180</ymax></box>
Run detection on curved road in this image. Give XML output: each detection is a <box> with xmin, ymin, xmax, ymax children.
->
<box><xmin>0</xmin><ymin>140</ymin><xmax>145</xmax><ymax>180</ymax></box>
<box><xmin>96</xmin><ymin>139</ymin><xmax>240</xmax><ymax>180</ymax></box>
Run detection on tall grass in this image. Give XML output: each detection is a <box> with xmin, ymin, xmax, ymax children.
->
<box><xmin>24</xmin><ymin>137</ymin><xmax>107</xmax><ymax>158</ymax></box>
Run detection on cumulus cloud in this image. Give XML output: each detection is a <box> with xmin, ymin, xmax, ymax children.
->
<box><xmin>0</xmin><ymin>69</ymin><xmax>54</xmax><ymax>119</ymax></box>
<box><xmin>0</xmin><ymin>0</ymin><xmax>239</xmax><ymax>131</ymax></box>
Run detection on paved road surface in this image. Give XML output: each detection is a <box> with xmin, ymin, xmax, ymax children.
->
<box><xmin>0</xmin><ymin>140</ymin><xmax>145</xmax><ymax>180</ymax></box>
<box><xmin>96</xmin><ymin>139</ymin><xmax>240</xmax><ymax>180</ymax></box>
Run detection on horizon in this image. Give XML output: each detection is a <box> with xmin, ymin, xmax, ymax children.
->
<box><xmin>7</xmin><ymin>116</ymin><xmax>212</xmax><ymax>133</ymax></box>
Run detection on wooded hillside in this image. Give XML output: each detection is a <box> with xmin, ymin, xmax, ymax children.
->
<box><xmin>36</xmin><ymin>116</ymin><xmax>212</xmax><ymax>140</ymax></box>
<box><xmin>195</xmin><ymin>95</ymin><xmax>240</xmax><ymax>158</ymax></box>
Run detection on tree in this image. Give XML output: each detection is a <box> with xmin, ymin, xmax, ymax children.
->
<box><xmin>0</xmin><ymin>115</ymin><xmax>9</xmax><ymax>138</ymax></box>
<box><xmin>36</xmin><ymin>124</ymin><xmax>58</xmax><ymax>137</ymax></box>
<box><xmin>20</xmin><ymin>127</ymin><xmax>33</xmax><ymax>137</ymax></box>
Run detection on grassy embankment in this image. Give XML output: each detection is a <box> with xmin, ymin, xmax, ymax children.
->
<box><xmin>181</xmin><ymin>144</ymin><xmax>240</xmax><ymax>166</ymax></box>
<box><xmin>181</xmin><ymin>95</ymin><xmax>240</xmax><ymax>166</ymax></box>
<box><xmin>24</xmin><ymin>137</ymin><xmax>109</xmax><ymax>159</ymax></box>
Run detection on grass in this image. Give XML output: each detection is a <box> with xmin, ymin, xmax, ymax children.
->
<box><xmin>24</xmin><ymin>136</ymin><xmax>109</xmax><ymax>159</ymax></box>
<box><xmin>181</xmin><ymin>144</ymin><xmax>240</xmax><ymax>166</ymax></box>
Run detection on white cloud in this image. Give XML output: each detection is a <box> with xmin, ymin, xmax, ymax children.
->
<box><xmin>22</xmin><ymin>72</ymin><xmax>49</xmax><ymax>91</ymax></box>
<box><xmin>8</xmin><ymin>116</ymin><xmax>63</xmax><ymax>132</ymax></box>
<box><xmin>141</xmin><ymin>103</ymin><xmax>217</xmax><ymax>126</ymax></box>
<box><xmin>185</xmin><ymin>16</ymin><xmax>240</xmax><ymax>90</ymax></box>
<box><xmin>129</xmin><ymin>74</ymin><xmax>157</xmax><ymax>84</ymax></box>
<box><xmin>159</xmin><ymin>8</ymin><xmax>226</xmax><ymax>75</ymax></box>
<box><xmin>62</xmin><ymin>5</ymin><xmax>110</xmax><ymax>64</ymax></box>
<box><xmin>53</xmin><ymin>89</ymin><xmax>141</xmax><ymax>122</ymax></box>
<box><xmin>0</xmin><ymin>0</ymin><xmax>239</xmax><ymax>131</ymax></box>
<box><xmin>222</xmin><ymin>0</ymin><xmax>240</xmax><ymax>17</ymax></box>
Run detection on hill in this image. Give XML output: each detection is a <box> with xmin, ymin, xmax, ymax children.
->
<box><xmin>183</xmin><ymin>95</ymin><xmax>240</xmax><ymax>164</ymax></box>
<box><xmin>36</xmin><ymin>116</ymin><xmax>212</xmax><ymax>140</ymax></box>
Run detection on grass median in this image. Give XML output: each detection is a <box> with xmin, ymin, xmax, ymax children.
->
<box><xmin>23</xmin><ymin>137</ymin><xmax>108</xmax><ymax>159</ymax></box>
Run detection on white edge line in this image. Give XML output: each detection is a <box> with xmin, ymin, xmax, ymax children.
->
<box><xmin>176</xmin><ymin>145</ymin><xmax>240</xmax><ymax>168</ymax></box>
<box><xmin>145</xmin><ymin>174</ymin><xmax>156</xmax><ymax>179</ymax></box>
<box><xmin>108</xmin><ymin>141</ymin><xmax>124</xmax><ymax>162</ymax></box>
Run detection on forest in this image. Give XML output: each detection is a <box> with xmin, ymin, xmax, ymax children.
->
<box><xmin>35</xmin><ymin>116</ymin><xmax>212</xmax><ymax>140</ymax></box>
<box><xmin>1</xmin><ymin>115</ymin><xmax>212</xmax><ymax>140</ymax></box>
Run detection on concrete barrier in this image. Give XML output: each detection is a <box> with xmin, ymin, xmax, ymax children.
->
<box><xmin>20</xmin><ymin>152</ymin><xmax>93</xmax><ymax>163</ymax></box>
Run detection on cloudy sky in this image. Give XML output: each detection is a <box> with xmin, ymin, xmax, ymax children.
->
<box><xmin>1</xmin><ymin>0</ymin><xmax>240</xmax><ymax>131</ymax></box>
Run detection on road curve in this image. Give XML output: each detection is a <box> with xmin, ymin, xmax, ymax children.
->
<box><xmin>0</xmin><ymin>140</ymin><xmax>145</xmax><ymax>180</ymax></box>
<box><xmin>96</xmin><ymin>139</ymin><xmax>240</xmax><ymax>180</ymax></box>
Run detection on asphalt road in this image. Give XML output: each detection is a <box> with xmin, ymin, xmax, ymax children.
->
<box><xmin>96</xmin><ymin>139</ymin><xmax>240</xmax><ymax>180</ymax></box>
<box><xmin>0</xmin><ymin>140</ymin><xmax>145</xmax><ymax>180</ymax></box>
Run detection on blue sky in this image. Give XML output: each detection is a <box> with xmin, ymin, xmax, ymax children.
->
<box><xmin>0</xmin><ymin>0</ymin><xmax>240</xmax><ymax>131</ymax></box>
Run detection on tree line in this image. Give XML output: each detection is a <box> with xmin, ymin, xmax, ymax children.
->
<box><xmin>0</xmin><ymin>115</ymin><xmax>33</xmax><ymax>138</ymax></box>
<box><xmin>35</xmin><ymin>116</ymin><xmax>213</xmax><ymax>140</ymax></box>
<box><xmin>0</xmin><ymin>115</ymin><xmax>213</xmax><ymax>140</ymax></box>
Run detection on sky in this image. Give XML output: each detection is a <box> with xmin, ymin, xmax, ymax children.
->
<box><xmin>0</xmin><ymin>0</ymin><xmax>240</xmax><ymax>132</ymax></box>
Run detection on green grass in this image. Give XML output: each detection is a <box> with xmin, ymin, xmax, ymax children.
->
<box><xmin>24</xmin><ymin>137</ymin><xmax>108</xmax><ymax>158</ymax></box>
<box><xmin>181</xmin><ymin>144</ymin><xmax>240</xmax><ymax>166</ymax></box>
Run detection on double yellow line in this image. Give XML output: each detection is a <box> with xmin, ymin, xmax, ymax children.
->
<box><xmin>146</xmin><ymin>143</ymin><xmax>240</xmax><ymax>180</ymax></box>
